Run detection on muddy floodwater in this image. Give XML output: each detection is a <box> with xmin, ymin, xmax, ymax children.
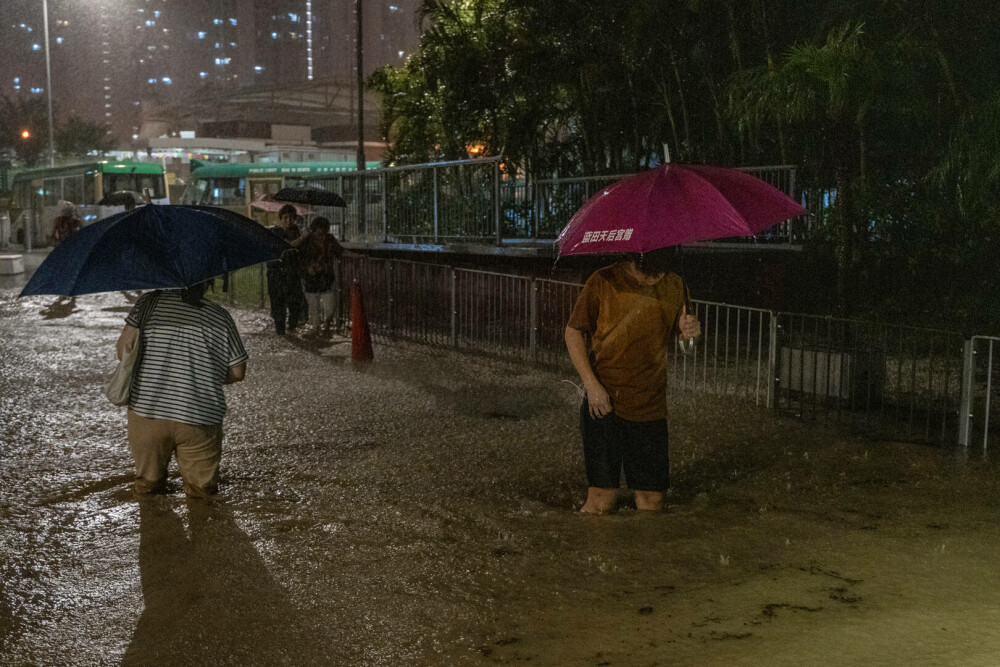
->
<box><xmin>4</xmin><ymin>278</ymin><xmax>1000</xmax><ymax>665</ymax></box>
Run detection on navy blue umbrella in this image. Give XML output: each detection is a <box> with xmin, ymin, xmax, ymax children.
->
<box><xmin>19</xmin><ymin>205</ymin><xmax>290</xmax><ymax>297</ymax></box>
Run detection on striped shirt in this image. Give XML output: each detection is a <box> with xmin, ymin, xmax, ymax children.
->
<box><xmin>125</xmin><ymin>290</ymin><xmax>248</xmax><ymax>426</ymax></box>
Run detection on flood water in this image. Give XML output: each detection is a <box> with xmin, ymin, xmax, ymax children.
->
<box><xmin>4</xmin><ymin>275</ymin><xmax>1000</xmax><ymax>665</ymax></box>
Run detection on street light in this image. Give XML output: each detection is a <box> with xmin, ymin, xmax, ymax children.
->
<box><xmin>41</xmin><ymin>0</ymin><xmax>57</xmax><ymax>166</ymax></box>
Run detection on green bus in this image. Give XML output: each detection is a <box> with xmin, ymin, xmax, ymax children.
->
<box><xmin>8</xmin><ymin>160</ymin><xmax>169</xmax><ymax>248</ymax></box>
<box><xmin>183</xmin><ymin>159</ymin><xmax>380</xmax><ymax>226</ymax></box>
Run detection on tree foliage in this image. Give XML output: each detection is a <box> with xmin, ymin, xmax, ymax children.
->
<box><xmin>370</xmin><ymin>0</ymin><xmax>1000</xmax><ymax>325</ymax></box>
<box><xmin>0</xmin><ymin>97</ymin><xmax>111</xmax><ymax>167</ymax></box>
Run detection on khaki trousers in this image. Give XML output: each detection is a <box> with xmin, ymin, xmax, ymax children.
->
<box><xmin>127</xmin><ymin>410</ymin><xmax>223</xmax><ymax>498</ymax></box>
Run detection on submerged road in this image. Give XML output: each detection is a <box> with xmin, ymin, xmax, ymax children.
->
<box><xmin>5</xmin><ymin>259</ymin><xmax>1000</xmax><ymax>665</ymax></box>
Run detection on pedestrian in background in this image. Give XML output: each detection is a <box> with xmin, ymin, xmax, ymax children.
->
<box><xmin>564</xmin><ymin>248</ymin><xmax>701</xmax><ymax>514</ymax></box>
<box><xmin>266</xmin><ymin>204</ymin><xmax>307</xmax><ymax>335</ymax></box>
<box><xmin>296</xmin><ymin>216</ymin><xmax>344</xmax><ymax>338</ymax></box>
<box><xmin>115</xmin><ymin>281</ymin><xmax>247</xmax><ymax>498</ymax></box>
<box><xmin>50</xmin><ymin>201</ymin><xmax>82</xmax><ymax>247</ymax></box>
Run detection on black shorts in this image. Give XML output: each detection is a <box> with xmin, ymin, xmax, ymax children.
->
<box><xmin>580</xmin><ymin>399</ymin><xmax>670</xmax><ymax>492</ymax></box>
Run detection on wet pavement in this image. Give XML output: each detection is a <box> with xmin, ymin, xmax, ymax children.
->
<box><xmin>5</xmin><ymin>261</ymin><xmax>1000</xmax><ymax>665</ymax></box>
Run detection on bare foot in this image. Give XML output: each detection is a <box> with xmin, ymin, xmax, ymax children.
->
<box><xmin>580</xmin><ymin>487</ymin><xmax>617</xmax><ymax>514</ymax></box>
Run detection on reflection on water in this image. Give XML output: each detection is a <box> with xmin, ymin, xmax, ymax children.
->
<box><xmin>124</xmin><ymin>499</ymin><xmax>333</xmax><ymax>666</ymax></box>
<box><xmin>40</xmin><ymin>297</ymin><xmax>78</xmax><ymax>320</ymax></box>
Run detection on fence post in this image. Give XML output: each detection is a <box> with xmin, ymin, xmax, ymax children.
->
<box><xmin>433</xmin><ymin>166</ymin><xmax>439</xmax><ymax>244</ymax></box>
<box><xmin>958</xmin><ymin>337</ymin><xmax>975</xmax><ymax>447</ymax></box>
<box><xmin>529</xmin><ymin>279</ymin><xmax>539</xmax><ymax>363</ymax></box>
<box><xmin>767</xmin><ymin>312</ymin><xmax>779</xmax><ymax>410</ymax></box>
<box><xmin>259</xmin><ymin>264</ymin><xmax>266</xmax><ymax>309</ymax></box>
<box><xmin>381</xmin><ymin>171</ymin><xmax>388</xmax><ymax>243</ymax></box>
<box><xmin>494</xmin><ymin>159</ymin><xmax>502</xmax><ymax>245</ymax></box>
<box><xmin>386</xmin><ymin>261</ymin><xmax>394</xmax><ymax>334</ymax></box>
<box><xmin>531</xmin><ymin>179</ymin><xmax>539</xmax><ymax>240</ymax></box>
<box><xmin>450</xmin><ymin>267</ymin><xmax>457</xmax><ymax>348</ymax></box>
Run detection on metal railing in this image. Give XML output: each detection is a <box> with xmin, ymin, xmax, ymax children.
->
<box><xmin>217</xmin><ymin>255</ymin><xmax>992</xmax><ymax>447</ymax></box>
<box><xmin>330</xmin><ymin>159</ymin><xmax>802</xmax><ymax>247</ymax></box>
<box><xmin>774</xmin><ymin>313</ymin><xmax>964</xmax><ymax>444</ymax></box>
<box><xmin>959</xmin><ymin>336</ymin><xmax>1000</xmax><ymax>449</ymax></box>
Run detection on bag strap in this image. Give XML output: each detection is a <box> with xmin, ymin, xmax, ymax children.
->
<box><xmin>137</xmin><ymin>291</ymin><xmax>160</xmax><ymax>329</ymax></box>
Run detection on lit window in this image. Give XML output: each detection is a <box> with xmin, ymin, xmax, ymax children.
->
<box><xmin>254</xmin><ymin>65</ymin><xmax>264</xmax><ymax>72</ymax></box>
<box><xmin>13</xmin><ymin>85</ymin><xmax>20</xmax><ymax>90</ymax></box>
<box><xmin>230</xmin><ymin>42</ymin><xmax>236</xmax><ymax>47</ymax></box>
<box><xmin>32</xmin><ymin>44</ymin><xmax>41</xmax><ymax>51</ymax></box>
<box><xmin>56</xmin><ymin>37</ymin><xmax>64</xmax><ymax>44</ymax></box>
<box><xmin>154</xmin><ymin>10</ymin><xmax>161</xmax><ymax>17</ymax></box>
<box><xmin>271</xmin><ymin>32</ymin><xmax>278</xmax><ymax>39</ymax></box>
<box><xmin>14</xmin><ymin>77</ymin><xmax>19</xmax><ymax>83</ymax></box>
<box><xmin>390</xmin><ymin>5</ymin><xmax>398</xmax><ymax>10</ymax></box>
<box><xmin>145</xmin><ymin>20</ymin><xmax>155</xmax><ymax>26</ymax></box>
<box><xmin>398</xmin><ymin>50</ymin><xmax>405</xmax><ymax>58</ymax></box>
<box><xmin>289</xmin><ymin>12</ymin><xmax>299</xmax><ymax>21</ymax></box>
<box><xmin>215</xmin><ymin>43</ymin><xmax>221</xmax><ymax>48</ymax></box>
<box><xmin>162</xmin><ymin>77</ymin><xmax>172</xmax><ymax>84</ymax></box>
<box><xmin>213</xmin><ymin>18</ymin><xmax>222</xmax><ymax>25</ymax></box>
<box><xmin>229</xmin><ymin>18</ymin><xmax>237</xmax><ymax>26</ymax></box>
<box><xmin>197</xmin><ymin>31</ymin><xmax>206</xmax><ymax>39</ymax></box>
<box><xmin>214</xmin><ymin>57</ymin><xmax>231</xmax><ymax>65</ymax></box>
<box><xmin>148</xmin><ymin>78</ymin><xmax>157</xmax><ymax>84</ymax></box>
<box><xmin>199</xmin><ymin>72</ymin><xmax>208</xmax><ymax>78</ymax></box>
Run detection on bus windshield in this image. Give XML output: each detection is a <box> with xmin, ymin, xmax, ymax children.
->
<box><xmin>104</xmin><ymin>173</ymin><xmax>167</xmax><ymax>199</ymax></box>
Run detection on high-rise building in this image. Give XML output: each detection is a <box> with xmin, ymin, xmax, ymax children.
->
<box><xmin>0</xmin><ymin>0</ymin><xmax>421</xmax><ymax>144</ymax></box>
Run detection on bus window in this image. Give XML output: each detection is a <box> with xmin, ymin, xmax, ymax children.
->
<box><xmin>199</xmin><ymin>177</ymin><xmax>244</xmax><ymax>206</ymax></box>
<box><xmin>63</xmin><ymin>175</ymin><xmax>84</xmax><ymax>205</ymax></box>
<box><xmin>103</xmin><ymin>173</ymin><xmax>167</xmax><ymax>199</ymax></box>
<box><xmin>42</xmin><ymin>178</ymin><xmax>61</xmax><ymax>206</ymax></box>
<box><xmin>180</xmin><ymin>179</ymin><xmax>207</xmax><ymax>205</ymax></box>
<box><xmin>83</xmin><ymin>171</ymin><xmax>96</xmax><ymax>205</ymax></box>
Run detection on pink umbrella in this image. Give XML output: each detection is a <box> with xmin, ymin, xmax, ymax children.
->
<box><xmin>250</xmin><ymin>193</ymin><xmax>315</xmax><ymax>217</ymax></box>
<box><xmin>556</xmin><ymin>163</ymin><xmax>806</xmax><ymax>256</ymax></box>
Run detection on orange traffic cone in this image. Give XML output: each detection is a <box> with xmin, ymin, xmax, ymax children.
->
<box><xmin>351</xmin><ymin>280</ymin><xmax>374</xmax><ymax>362</ymax></box>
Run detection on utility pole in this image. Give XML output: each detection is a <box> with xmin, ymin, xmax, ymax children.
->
<box><xmin>355</xmin><ymin>0</ymin><xmax>366</xmax><ymax>171</ymax></box>
<box><xmin>354</xmin><ymin>0</ymin><xmax>366</xmax><ymax>238</ymax></box>
<box><xmin>42</xmin><ymin>0</ymin><xmax>56</xmax><ymax>166</ymax></box>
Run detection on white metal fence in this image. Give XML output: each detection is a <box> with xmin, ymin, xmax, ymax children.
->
<box><xmin>959</xmin><ymin>336</ymin><xmax>1000</xmax><ymax>449</ymax></box>
<box><xmin>217</xmin><ymin>256</ymin><xmax>996</xmax><ymax>447</ymax></box>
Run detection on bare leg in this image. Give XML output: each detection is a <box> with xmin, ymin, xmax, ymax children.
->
<box><xmin>634</xmin><ymin>490</ymin><xmax>663</xmax><ymax>511</ymax></box>
<box><xmin>580</xmin><ymin>487</ymin><xmax>617</xmax><ymax>514</ymax></box>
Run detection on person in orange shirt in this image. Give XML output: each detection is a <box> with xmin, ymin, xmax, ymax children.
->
<box><xmin>565</xmin><ymin>248</ymin><xmax>701</xmax><ymax>514</ymax></box>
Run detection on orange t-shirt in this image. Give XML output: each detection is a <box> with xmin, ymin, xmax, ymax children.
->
<box><xmin>567</xmin><ymin>262</ymin><xmax>687</xmax><ymax>421</ymax></box>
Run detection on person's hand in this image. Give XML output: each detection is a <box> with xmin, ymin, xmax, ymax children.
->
<box><xmin>679</xmin><ymin>304</ymin><xmax>701</xmax><ymax>341</ymax></box>
<box><xmin>585</xmin><ymin>381</ymin><xmax>612</xmax><ymax>418</ymax></box>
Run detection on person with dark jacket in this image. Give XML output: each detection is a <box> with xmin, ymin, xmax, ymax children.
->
<box><xmin>266</xmin><ymin>204</ymin><xmax>307</xmax><ymax>335</ymax></box>
<box><xmin>297</xmin><ymin>216</ymin><xmax>344</xmax><ymax>337</ymax></box>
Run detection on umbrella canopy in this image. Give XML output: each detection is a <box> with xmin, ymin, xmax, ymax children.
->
<box><xmin>19</xmin><ymin>205</ymin><xmax>290</xmax><ymax>297</ymax></box>
<box><xmin>97</xmin><ymin>190</ymin><xmax>145</xmax><ymax>207</ymax></box>
<box><xmin>273</xmin><ymin>187</ymin><xmax>346</xmax><ymax>208</ymax></box>
<box><xmin>556</xmin><ymin>163</ymin><xmax>806</xmax><ymax>256</ymax></box>
<box><xmin>250</xmin><ymin>193</ymin><xmax>315</xmax><ymax>216</ymax></box>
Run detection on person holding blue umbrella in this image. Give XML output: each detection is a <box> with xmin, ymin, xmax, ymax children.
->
<box><xmin>116</xmin><ymin>280</ymin><xmax>247</xmax><ymax>498</ymax></box>
<box><xmin>20</xmin><ymin>204</ymin><xmax>289</xmax><ymax>497</ymax></box>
